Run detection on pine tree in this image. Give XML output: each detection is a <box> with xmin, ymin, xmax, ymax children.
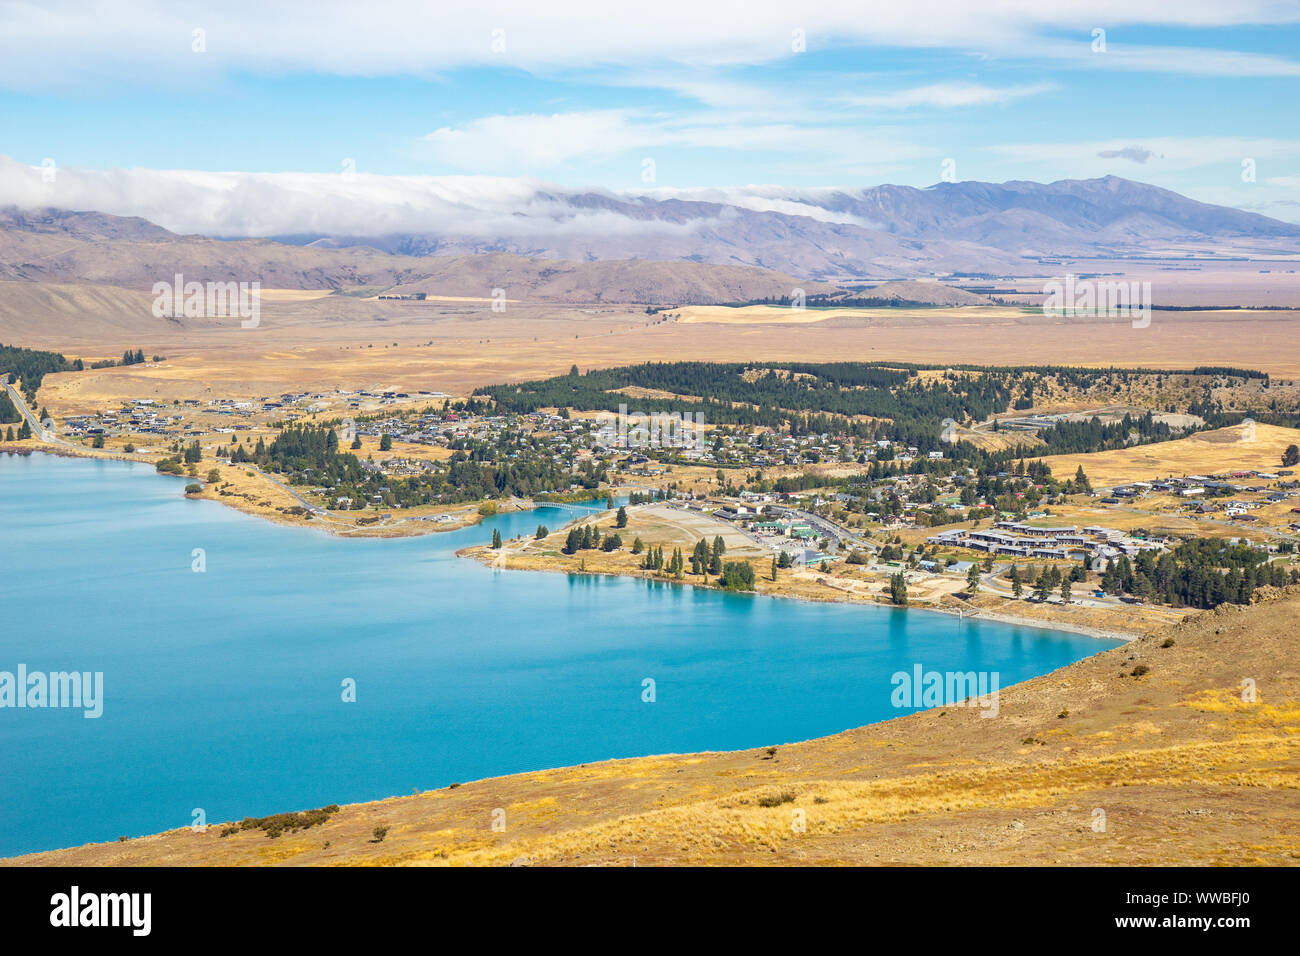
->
<box><xmin>692</xmin><ymin>539</ymin><xmax>710</xmax><ymax>575</ymax></box>
<box><xmin>491</xmin><ymin>529</ymin><xmax>502</xmax><ymax>549</ymax></box>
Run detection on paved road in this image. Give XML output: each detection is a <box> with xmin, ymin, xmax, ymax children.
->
<box><xmin>777</xmin><ymin>506</ymin><xmax>878</xmax><ymax>554</ymax></box>
<box><xmin>4</xmin><ymin>379</ymin><xmax>44</xmax><ymax>440</ymax></box>
<box><xmin>2</xmin><ymin>378</ymin><xmax>81</xmax><ymax>448</ymax></box>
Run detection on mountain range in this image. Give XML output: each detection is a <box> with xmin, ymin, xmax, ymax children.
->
<box><xmin>2</xmin><ymin>176</ymin><xmax>1299</xmax><ymax>303</ymax></box>
<box><xmin>280</xmin><ymin>175</ymin><xmax>1300</xmax><ymax>279</ymax></box>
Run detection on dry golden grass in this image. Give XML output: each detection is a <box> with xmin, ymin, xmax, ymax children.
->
<box><xmin>8</xmin><ymin>289</ymin><xmax>1300</xmax><ymax>404</ymax></box>
<box><xmin>1036</xmin><ymin>423</ymin><xmax>1300</xmax><ymax>487</ymax></box>
<box><xmin>674</xmin><ymin>304</ymin><xmax>1012</xmax><ymax>325</ymax></box>
<box><xmin>254</xmin><ymin>288</ymin><xmax>337</xmax><ymax>303</ymax></box>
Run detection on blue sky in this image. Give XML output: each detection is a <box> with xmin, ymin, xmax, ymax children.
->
<box><xmin>1</xmin><ymin>1</ymin><xmax>1298</xmax><ymax>231</ymax></box>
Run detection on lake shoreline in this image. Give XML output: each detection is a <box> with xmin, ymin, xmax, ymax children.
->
<box><xmin>461</xmin><ymin>545</ymin><xmax>1146</xmax><ymax>643</ymax></box>
<box><xmin>0</xmin><ymin>449</ymin><xmax>1140</xmax><ymax>859</ymax></box>
<box><xmin>0</xmin><ymin>442</ymin><xmax>577</xmax><ymax>538</ymax></box>
<box><xmin>4</xmin><ymin>444</ymin><xmax>1150</xmax><ymax>641</ymax></box>
<box><xmin>14</xmin><ymin>583</ymin><xmax>1291</xmax><ymax>867</ymax></box>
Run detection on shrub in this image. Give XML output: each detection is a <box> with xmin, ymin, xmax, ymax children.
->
<box><xmin>720</xmin><ymin>560</ymin><xmax>756</xmax><ymax>591</ymax></box>
<box><xmin>372</xmin><ymin>825</ymin><xmax>389</xmax><ymax>843</ymax></box>
<box><xmin>1131</xmin><ymin>664</ymin><xmax>1150</xmax><ymax>677</ymax></box>
<box><xmin>222</xmin><ymin>804</ymin><xmax>340</xmax><ymax>839</ymax></box>
<box><xmin>756</xmin><ymin>790</ymin><xmax>796</xmax><ymax>808</ymax></box>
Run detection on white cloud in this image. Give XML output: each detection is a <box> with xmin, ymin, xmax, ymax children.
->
<box><xmin>0</xmin><ymin>154</ymin><xmax>909</xmax><ymax>237</ymax></box>
<box><xmin>6</xmin><ymin>142</ymin><xmax>1300</xmax><ymax>240</ymax></box>
<box><xmin>423</xmin><ymin>110</ymin><xmax>649</xmax><ymax>169</ymax></box>
<box><xmin>0</xmin><ymin>155</ymin><xmax>745</xmax><ymax>238</ymax></box>
<box><xmin>839</xmin><ymin>82</ymin><xmax>1055</xmax><ymax>110</ymax></box>
<box><xmin>991</xmin><ymin>136</ymin><xmax>1300</xmax><ymax>173</ymax></box>
<box><xmin>417</xmin><ymin>109</ymin><xmax>935</xmax><ymax>177</ymax></box>
<box><xmin>1032</xmin><ymin>39</ymin><xmax>1300</xmax><ymax>77</ymax></box>
<box><xmin>2</xmin><ymin>1</ymin><xmax>1298</xmax><ymax>90</ymax></box>
<box><xmin>633</xmin><ymin>184</ymin><xmax>882</xmax><ymax>226</ymax></box>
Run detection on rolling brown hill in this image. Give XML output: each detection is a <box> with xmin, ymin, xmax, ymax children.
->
<box><xmin>0</xmin><ymin>210</ymin><xmax>835</xmax><ymax>305</ymax></box>
<box><xmin>10</xmin><ymin>586</ymin><xmax>1298</xmax><ymax>867</ymax></box>
<box><xmin>844</xmin><ymin>279</ymin><xmax>993</xmax><ymax>306</ymax></box>
<box><xmin>386</xmin><ymin>252</ymin><xmax>836</xmax><ymax>304</ymax></box>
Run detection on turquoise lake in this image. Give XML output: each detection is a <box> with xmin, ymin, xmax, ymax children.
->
<box><xmin>0</xmin><ymin>452</ymin><xmax>1120</xmax><ymax>856</ymax></box>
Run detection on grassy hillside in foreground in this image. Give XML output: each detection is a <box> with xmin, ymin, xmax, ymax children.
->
<box><xmin>7</xmin><ymin>587</ymin><xmax>1300</xmax><ymax>867</ymax></box>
